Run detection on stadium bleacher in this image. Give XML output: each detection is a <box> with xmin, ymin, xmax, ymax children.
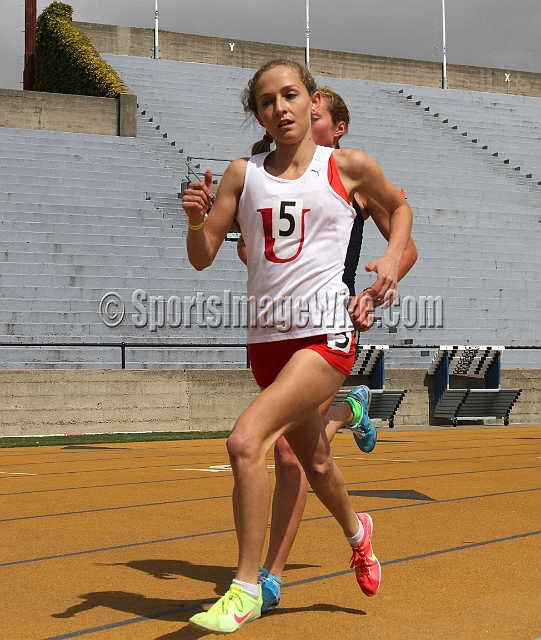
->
<box><xmin>0</xmin><ymin>122</ymin><xmax>248</xmax><ymax>368</ymax></box>
<box><xmin>1</xmin><ymin>54</ymin><xmax>540</xmax><ymax>369</ymax></box>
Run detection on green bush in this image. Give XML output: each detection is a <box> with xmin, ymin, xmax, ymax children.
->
<box><xmin>35</xmin><ymin>2</ymin><xmax>125</xmax><ymax>97</ymax></box>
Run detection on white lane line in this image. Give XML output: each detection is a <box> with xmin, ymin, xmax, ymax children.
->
<box><xmin>0</xmin><ymin>472</ymin><xmax>38</xmax><ymax>476</ymax></box>
<box><xmin>335</xmin><ymin>456</ymin><xmax>419</xmax><ymax>463</ymax></box>
<box><xmin>174</xmin><ymin>468</ymin><xmax>230</xmax><ymax>473</ymax></box>
<box><xmin>173</xmin><ymin>464</ymin><xmax>275</xmax><ymax>473</ymax></box>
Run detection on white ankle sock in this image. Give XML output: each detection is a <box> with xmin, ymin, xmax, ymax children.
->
<box><xmin>232</xmin><ymin>579</ymin><xmax>260</xmax><ymax>599</ymax></box>
<box><xmin>346</xmin><ymin>521</ymin><xmax>365</xmax><ymax>547</ymax></box>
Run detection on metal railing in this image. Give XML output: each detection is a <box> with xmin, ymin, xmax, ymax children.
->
<box><xmin>0</xmin><ymin>343</ymin><xmax>538</xmax><ymax>370</ymax></box>
<box><xmin>184</xmin><ymin>156</ymin><xmax>232</xmax><ymax>184</ymax></box>
<box><xmin>0</xmin><ymin>342</ymin><xmax>250</xmax><ymax>369</ymax></box>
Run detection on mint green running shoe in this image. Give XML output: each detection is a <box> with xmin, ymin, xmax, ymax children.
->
<box><xmin>344</xmin><ymin>385</ymin><xmax>377</xmax><ymax>453</ymax></box>
<box><xmin>258</xmin><ymin>567</ymin><xmax>281</xmax><ymax>612</ymax></box>
<box><xmin>189</xmin><ymin>584</ymin><xmax>262</xmax><ymax>633</ymax></box>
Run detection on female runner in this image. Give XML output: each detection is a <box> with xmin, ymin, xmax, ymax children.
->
<box><xmin>183</xmin><ymin>59</ymin><xmax>412</xmax><ymax>633</ymax></box>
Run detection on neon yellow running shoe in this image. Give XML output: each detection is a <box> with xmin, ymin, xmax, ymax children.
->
<box><xmin>189</xmin><ymin>584</ymin><xmax>262</xmax><ymax>634</ymax></box>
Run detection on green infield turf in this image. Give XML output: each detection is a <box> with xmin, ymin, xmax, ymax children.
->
<box><xmin>0</xmin><ymin>431</ymin><xmax>231</xmax><ymax>448</ymax></box>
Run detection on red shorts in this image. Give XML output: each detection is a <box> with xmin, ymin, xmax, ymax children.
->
<box><xmin>248</xmin><ymin>332</ymin><xmax>356</xmax><ymax>389</ymax></box>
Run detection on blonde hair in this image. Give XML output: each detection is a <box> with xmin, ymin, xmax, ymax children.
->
<box><xmin>318</xmin><ymin>87</ymin><xmax>350</xmax><ymax>149</ymax></box>
<box><xmin>241</xmin><ymin>59</ymin><xmax>317</xmax><ymax>155</ymax></box>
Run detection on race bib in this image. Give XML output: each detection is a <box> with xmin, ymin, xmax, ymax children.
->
<box><xmin>327</xmin><ymin>332</ymin><xmax>353</xmax><ymax>353</ymax></box>
<box><xmin>271</xmin><ymin>198</ymin><xmax>303</xmax><ymax>240</ymax></box>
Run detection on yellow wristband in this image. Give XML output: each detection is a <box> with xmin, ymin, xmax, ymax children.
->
<box><xmin>188</xmin><ymin>219</ymin><xmax>205</xmax><ymax>231</ymax></box>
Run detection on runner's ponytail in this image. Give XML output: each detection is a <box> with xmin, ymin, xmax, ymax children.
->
<box><xmin>251</xmin><ymin>131</ymin><xmax>274</xmax><ymax>155</ymax></box>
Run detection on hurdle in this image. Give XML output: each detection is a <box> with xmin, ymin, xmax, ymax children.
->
<box><xmin>428</xmin><ymin>346</ymin><xmax>522</xmax><ymax>426</ymax></box>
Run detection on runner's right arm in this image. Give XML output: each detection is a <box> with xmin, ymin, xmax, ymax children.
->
<box><xmin>183</xmin><ymin>159</ymin><xmax>247</xmax><ymax>270</ymax></box>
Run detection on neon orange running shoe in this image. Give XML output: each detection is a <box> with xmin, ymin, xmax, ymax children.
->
<box><xmin>350</xmin><ymin>513</ymin><xmax>381</xmax><ymax>596</ymax></box>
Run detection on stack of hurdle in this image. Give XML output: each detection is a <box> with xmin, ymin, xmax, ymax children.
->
<box><xmin>428</xmin><ymin>346</ymin><xmax>522</xmax><ymax>426</ymax></box>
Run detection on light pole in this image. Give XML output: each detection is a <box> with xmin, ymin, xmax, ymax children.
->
<box><xmin>305</xmin><ymin>0</ymin><xmax>310</xmax><ymax>70</ymax></box>
<box><xmin>442</xmin><ymin>0</ymin><xmax>448</xmax><ymax>89</ymax></box>
<box><xmin>23</xmin><ymin>0</ymin><xmax>36</xmax><ymax>90</ymax></box>
<box><xmin>154</xmin><ymin>0</ymin><xmax>160</xmax><ymax>60</ymax></box>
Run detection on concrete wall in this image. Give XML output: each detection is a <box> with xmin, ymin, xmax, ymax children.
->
<box><xmin>0</xmin><ymin>369</ymin><xmax>537</xmax><ymax>437</ymax></box>
<box><xmin>0</xmin><ymin>87</ymin><xmax>137</xmax><ymax>137</ymax></box>
<box><xmin>501</xmin><ymin>370</ymin><xmax>541</xmax><ymax>428</ymax></box>
<box><xmin>76</xmin><ymin>21</ymin><xmax>541</xmax><ymax>99</ymax></box>
<box><xmin>0</xmin><ymin>369</ymin><xmax>259</xmax><ymax>437</ymax></box>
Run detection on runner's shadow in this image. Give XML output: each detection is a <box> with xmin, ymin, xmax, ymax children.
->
<box><xmin>154</xmin><ymin>626</ymin><xmax>211</xmax><ymax>639</ymax></box>
<box><xmin>51</xmin><ymin>591</ymin><xmax>363</xmax><ymax>639</ymax></box>
<box><xmin>153</xmin><ymin>603</ymin><xmax>366</xmax><ymax>639</ymax></box>
<box><xmin>268</xmin><ymin>603</ymin><xmax>365</xmax><ymax>617</ymax></box>
<box><xmin>103</xmin><ymin>559</ymin><xmax>319</xmax><ymax>595</ymax></box>
<box><xmin>51</xmin><ymin>590</ymin><xmax>209</xmax><ymax>624</ymax></box>
<box><xmin>104</xmin><ymin>559</ymin><xmax>235</xmax><ymax>594</ymax></box>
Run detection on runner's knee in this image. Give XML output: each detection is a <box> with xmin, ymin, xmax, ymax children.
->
<box><xmin>227</xmin><ymin>423</ymin><xmax>266</xmax><ymax>466</ymax></box>
<box><xmin>274</xmin><ymin>437</ymin><xmax>302</xmax><ymax>473</ymax></box>
<box><xmin>303</xmin><ymin>456</ymin><xmax>334</xmax><ymax>484</ymax></box>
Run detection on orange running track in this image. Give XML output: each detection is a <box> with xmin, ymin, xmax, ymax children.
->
<box><xmin>1</xmin><ymin>426</ymin><xmax>540</xmax><ymax>640</ymax></box>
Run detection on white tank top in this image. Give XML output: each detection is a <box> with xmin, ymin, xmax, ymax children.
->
<box><xmin>237</xmin><ymin>145</ymin><xmax>356</xmax><ymax>343</ymax></box>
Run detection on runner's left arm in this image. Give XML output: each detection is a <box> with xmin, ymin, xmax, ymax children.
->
<box><xmin>335</xmin><ymin>149</ymin><xmax>413</xmax><ymax>304</ymax></box>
